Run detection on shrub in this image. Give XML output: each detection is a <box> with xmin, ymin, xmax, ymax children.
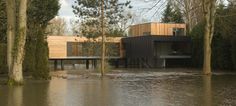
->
<box><xmin>0</xmin><ymin>43</ymin><xmax>7</xmax><ymax>73</ymax></box>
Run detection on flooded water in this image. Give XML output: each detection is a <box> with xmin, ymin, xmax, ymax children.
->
<box><xmin>0</xmin><ymin>69</ymin><xmax>236</xmax><ymax>106</ymax></box>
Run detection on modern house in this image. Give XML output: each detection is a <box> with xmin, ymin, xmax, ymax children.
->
<box><xmin>47</xmin><ymin>22</ymin><xmax>191</xmax><ymax>69</ymax></box>
<box><xmin>122</xmin><ymin>22</ymin><xmax>191</xmax><ymax>68</ymax></box>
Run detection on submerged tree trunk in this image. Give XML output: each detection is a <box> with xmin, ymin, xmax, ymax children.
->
<box><xmin>8</xmin><ymin>0</ymin><xmax>28</xmax><ymax>84</ymax></box>
<box><xmin>6</xmin><ymin>0</ymin><xmax>16</xmax><ymax>77</ymax></box>
<box><xmin>202</xmin><ymin>0</ymin><xmax>216</xmax><ymax>75</ymax></box>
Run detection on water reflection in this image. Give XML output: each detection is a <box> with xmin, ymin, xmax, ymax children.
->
<box><xmin>8</xmin><ymin>86</ymin><xmax>23</xmax><ymax>106</ymax></box>
<box><xmin>48</xmin><ymin>78</ymin><xmax>67</xmax><ymax>106</ymax></box>
<box><xmin>23</xmin><ymin>81</ymin><xmax>50</xmax><ymax>106</ymax></box>
<box><xmin>203</xmin><ymin>75</ymin><xmax>212</xmax><ymax>106</ymax></box>
<box><xmin>0</xmin><ymin>71</ymin><xmax>236</xmax><ymax>106</ymax></box>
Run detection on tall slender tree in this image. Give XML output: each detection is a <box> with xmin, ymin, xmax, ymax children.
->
<box><xmin>202</xmin><ymin>0</ymin><xmax>217</xmax><ymax>75</ymax></box>
<box><xmin>72</xmin><ymin>0</ymin><xmax>132</xmax><ymax>38</ymax></box>
<box><xmin>101</xmin><ymin>0</ymin><xmax>105</xmax><ymax>76</ymax></box>
<box><xmin>72</xmin><ymin>0</ymin><xmax>132</xmax><ymax>76</ymax></box>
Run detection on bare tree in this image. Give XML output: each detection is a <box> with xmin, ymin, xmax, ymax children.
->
<box><xmin>46</xmin><ymin>17</ymin><xmax>67</xmax><ymax>35</ymax></box>
<box><xmin>202</xmin><ymin>0</ymin><xmax>217</xmax><ymax>75</ymax></box>
<box><xmin>172</xmin><ymin>0</ymin><xmax>203</xmax><ymax>34</ymax></box>
<box><xmin>70</xmin><ymin>19</ymin><xmax>80</xmax><ymax>36</ymax></box>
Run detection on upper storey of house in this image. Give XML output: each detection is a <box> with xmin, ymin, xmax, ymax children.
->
<box><xmin>129</xmin><ymin>22</ymin><xmax>186</xmax><ymax>37</ymax></box>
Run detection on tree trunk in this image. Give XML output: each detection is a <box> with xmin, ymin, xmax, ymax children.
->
<box><xmin>100</xmin><ymin>0</ymin><xmax>105</xmax><ymax>76</ymax></box>
<box><xmin>9</xmin><ymin>0</ymin><xmax>28</xmax><ymax>84</ymax></box>
<box><xmin>202</xmin><ymin>0</ymin><xmax>216</xmax><ymax>75</ymax></box>
<box><xmin>6</xmin><ymin>0</ymin><xmax>16</xmax><ymax>77</ymax></box>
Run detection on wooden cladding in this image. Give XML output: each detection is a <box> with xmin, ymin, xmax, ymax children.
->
<box><xmin>129</xmin><ymin>22</ymin><xmax>186</xmax><ymax>36</ymax></box>
<box><xmin>47</xmin><ymin>36</ymin><xmax>122</xmax><ymax>58</ymax></box>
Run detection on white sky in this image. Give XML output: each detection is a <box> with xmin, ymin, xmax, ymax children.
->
<box><xmin>58</xmin><ymin>0</ymin><xmax>164</xmax><ymax>23</ymax></box>
<box><xmin>58</xmin><ymin>0</ymin><xmax>230</xmax><ymax>23</ymax></box>
<box><xmin>58</xmin><ymin>0</ymin><xmax>75</xmax><ymax>20</ymax></box>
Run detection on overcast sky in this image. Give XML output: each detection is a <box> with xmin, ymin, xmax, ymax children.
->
<box><xmin>58</xmin><ymin>0</ymin><xmax>165</xmax><ymax>23</ymax></box>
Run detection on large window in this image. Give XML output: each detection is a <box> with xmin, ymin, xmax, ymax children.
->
<box><xmin>67</xmin><ymin>42</ymin><xmax>120</xmax><ymax>57</ymax></box>
<box><xmin>173</xmin><ymin>28</ymin><xmax>185</xmax><ymax>36</ymax></box>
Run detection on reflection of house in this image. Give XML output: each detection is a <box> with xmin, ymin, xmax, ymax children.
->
<box><xmin>122</xmin><ymin>22</ymin><xmax>191</xmax><ymax>68</ymax></box>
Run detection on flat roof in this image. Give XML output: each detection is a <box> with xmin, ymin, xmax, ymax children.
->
<box><xmin>130</xmin><ymin>22</ymin><xmax>186</xmax><ymax>26</ymax></box>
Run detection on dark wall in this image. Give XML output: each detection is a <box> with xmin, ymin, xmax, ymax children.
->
<box><xmin>122</xmin><ymin>36</ymin><xmax>154</xmax><ymax>59</ymax></box>
<box><xmin>121</xmin><ymin>36</ymin><xmax>192</xmax><ymax>68</ymax></box>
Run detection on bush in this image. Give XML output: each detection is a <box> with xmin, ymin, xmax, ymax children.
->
<box><xmin>190</xmin><ymin>22</ymin><xmax>204</xmax><ymax>68</ymax></box>
<box><xmin>0</xmin><ymin>43</ymin><xmax>7</xmax><ymax>73</ymax></box>
<box><xmin>23</xmin><ymin>40</ymin><xmax>36</xmax><ymax>73</ymax></box>
<box><xmin>232</xmin><ymin>36</ymin><xmax>236</xmax><ymax>69</ymax></box>
<box><xmin>211</xmin><ymin>34</ymin><xmax>233</xmax><ymax>70</ymax></box>
<box><xmin>33</xmin><ymin>37</ymin><xmax>50</xmax><ymax>80</ymax></box>
<box><xmin>23</xmin><ymin>32</ymin><xmax>50</xmax><ymax>79</ymax></box>
<box><xmin>190</xmin><ymin>21</ymin><xmax>234</xmax><ymax>70</ymax></box>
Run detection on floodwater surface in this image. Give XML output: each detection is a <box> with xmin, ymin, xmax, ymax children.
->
<box><xmin>0</xmin><ymin>69</ymin><xmax>236</xmax><ymax>106</ymax></box>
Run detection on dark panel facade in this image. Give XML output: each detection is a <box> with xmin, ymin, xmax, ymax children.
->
<box><xmin>122</xmin><ymin>36</ymin><xmax>153</xmax><ymax>58</ymax></box>
<box><xmin>121</xmin><ymin>35</ymin><xmax>192</xmax><ymax>68</ymax></box>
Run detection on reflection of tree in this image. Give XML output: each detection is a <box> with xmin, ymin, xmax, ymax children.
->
<box><xmin>80</xmin><ymin>78</ymin><xmax>111</xmax><ymax>106</ymax></box>
<box><xmin>8</xmin><ymin>86</ymin><xmax>23</xmax><ymax>106</ymax></box>
<box><xmin>22</xmin><ymin>82</ymin><xmax>50</xmax><ymax>106</ymax></box>
<box><xmin>202</xmin><ymin>75</ymin><xmax>212</xmax><ymax>106</ymax></box>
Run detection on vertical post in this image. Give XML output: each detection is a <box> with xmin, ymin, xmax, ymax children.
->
<box><xmin>115</xmin><ymin>59</ymin><xmax>119</xmax><ymax>68</ymax></box>
<box><xmin>86</xmin><ymin>60</ymin><xmax>89</xmax><ymax>69</ymax></box>
<box><xmin>138</xmin><ymin>58</ymin><xmax>141</xmax><ymax>68</ymax></box>
<box><xmin>94</xmin><ymin>60</ymin><xmax>97</xmax><ymax>68</ymax></box>
<box><xmin>61</xmin><ymin>60</ymin><xmax>64</xmax><ymax>70</ymax></box>
<box><xmin>125</xmin><ymin>58</ymin><xmax>128</xmax><ymax>68</ymax></box>
<box><xmin>92</xmin><ymin>60</ymin><xmax>94</xmax><ymax>68</ymax></box>
<box><xmin>163</xmin><ymin>58</ymin><xmax>166</xmax><ymax>68</ymax></box>
<box><xmin>100</xmin><ymin>0</ymin><xmax>105</xmax><ymax>76</ymax></box>
<box><xmin>54</xmin><ymin>60</ymin><xmax>57</xmax><ymax>70</ymax></box>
